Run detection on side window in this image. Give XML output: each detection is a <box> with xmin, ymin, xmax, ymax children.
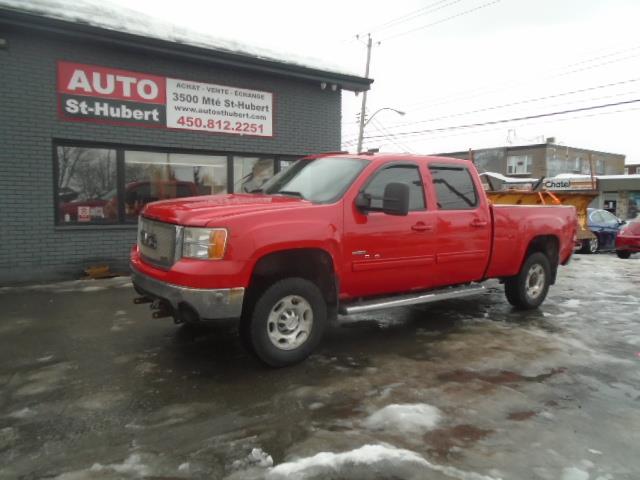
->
<box><xmin>600</xmin><ymin>211</ymin><xmax>618</xmax><ymax>226</ymax></box>
<box><xmin>590</xmin><ymin>211</ymin><xmax>604</xmax><ymax>224</ymax></box>
<box><xmin>363</xmin><ymin>165</ymin><xmax>426</xmax><ymax>211</ymax></box>
<box><xmin>429</xmin><ymin>165</ymin><xmax>478</xmax><ymax>210</ymax></box>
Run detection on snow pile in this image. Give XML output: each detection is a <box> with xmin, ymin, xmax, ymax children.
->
<box><xmin>8</xmin><ymin>407</ymin><xmax>36</xmax><ymax>419</ymax></box>
<box><xmin>267</xmin><ymin>444</ymin><xmax>502</xmax><ymax>480</ymax></box>
<box><xmin>480</xmin><ymin>172</ymin><xmax>538</xmax><ymax>183</ymax></box>
<box><xmin>231</xmin><ymin>448</ymin><xmax>274</xmax><ymax>470</ymax></box>
<box><xmin>561</xmin><ymin>467</ymin><xmax>590</xmax><ymax>480</ymax></box>
<box><xmin>363</xmin><ymin>403</ymin><xmax>441</xmax><ymax>434</ymax></box>
<box><xmin>89</xmin><ymin>453</ymin><xmax>151</xmax><ymax>477</ymax></box>
<box><xmin>0</xmin><ymin>0</ymin><xmax>356</xmax><ymax>76</ymax></box>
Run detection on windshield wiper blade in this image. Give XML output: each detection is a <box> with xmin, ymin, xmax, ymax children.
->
<box><xmin>248</xmin><ymin>188</ymin><xmax>263</xmax><ymax>193</ymax></box>
<box><xmin>277</xmin><ymin>190</ymin><xmax>305</xmax><ymax>199</ymax></box>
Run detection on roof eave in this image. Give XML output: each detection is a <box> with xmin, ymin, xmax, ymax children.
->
<box><xmin>0</xmin><ymin>8</ymin><xmax>373</xmax><ymax>92</ymax></box>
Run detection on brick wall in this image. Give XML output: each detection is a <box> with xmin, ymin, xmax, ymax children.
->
<box><xmin>0</xmin><ymin>26</ymin><xmax>342</xmax><ymax>283</ymax></box>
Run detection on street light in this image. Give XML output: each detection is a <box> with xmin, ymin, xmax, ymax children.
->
<box><xmin>357</xmin><ymin>107</ymin><xmax>405</xmax><ymax>152</ymax></box>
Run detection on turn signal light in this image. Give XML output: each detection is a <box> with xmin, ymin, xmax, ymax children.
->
<box><xmin>208</xmin><ymin>229</ymin><xmax>227</xmax><ymax>260</ymax></box>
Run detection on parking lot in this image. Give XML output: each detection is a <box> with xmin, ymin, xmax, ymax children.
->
<box><xmin>1</xmin><ymin>253</ymin><xmax>639</xmax><ymax>479</ymax></box>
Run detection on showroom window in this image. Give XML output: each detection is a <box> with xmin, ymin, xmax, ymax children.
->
<box><xmin>124</xmin><ymin>151</ymin><xmax>227</xmax><ymax>223</ymax></box>
<box><xmin>55</xmin><ymin>142</ymin><xmax>286</xmax><ymax>226</ymax></box>
<box><xmin>56</xmin><ymin>146</ymin><xmax>118</xmax><ymax>224</ymax></box>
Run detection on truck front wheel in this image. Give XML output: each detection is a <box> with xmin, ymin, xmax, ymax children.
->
<box><xmin>504</xmin><ymin>252</ymin><xmax>551</xmax><ymax>310</ymax></box>
<box><xmin>245</xmin><ymin>277</ymin><xmax>327</xmax><ymax>367</ymax></box>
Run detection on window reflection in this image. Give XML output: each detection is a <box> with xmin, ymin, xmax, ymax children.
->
<box><xmin>124</xmin><ymin>151</ymin><xmax>227</xmax><ymax>222</ymax></box>
<box><xmin>57</xmin><ymin>146</ymin><xmax>117</xmax><ymax>224</ymax></box>
<box><xmin>233</xmin><ymin>157</ymin><xmax>274</xmax><ymax>193</ymax></box>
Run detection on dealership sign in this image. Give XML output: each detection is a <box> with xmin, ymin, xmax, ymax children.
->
<box><xmin>57</xmin><ymin>61</ymin><xmax>273</xmax><ymax>137</ymax></box>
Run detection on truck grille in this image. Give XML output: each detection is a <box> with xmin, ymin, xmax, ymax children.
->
<box><xmin>138</xmin><ymin>217</ymin><xmax>179</xmax><ymax>268</ymax></box>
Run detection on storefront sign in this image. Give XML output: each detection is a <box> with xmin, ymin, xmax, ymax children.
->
<box><xmin>542</xmin><ymin>178</ymin><xmax>597</xmax><ymax>191</ymax></box>
<box><xmin>57</xmin><ymin>61</ymin><xmax>273</xmax><ymax>137</ymax></box>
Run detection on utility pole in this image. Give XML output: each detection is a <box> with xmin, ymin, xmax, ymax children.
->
<box><xmin>356</xmin><ymin>34</ymin><xmax>373</xmax><ymax>153</ymax></box>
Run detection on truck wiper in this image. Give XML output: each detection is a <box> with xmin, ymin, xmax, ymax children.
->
<box><xmin>277</xmin><ymin>190</ymin><xmax>305</xmax><ymax>199</ymax></box>
<box><xmin>248</xmin><ymin>188</ymin><xmax>263</xmax><ymax>193</ymax></box>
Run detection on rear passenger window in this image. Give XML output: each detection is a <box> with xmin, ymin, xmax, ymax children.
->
<box><xmin>363</xmin><ymin>165</ymin><xmax>426</xmax><ymax>211</ymax></box>
<box><xmin>429</xmin><ymin>165</ymin><xmax>478</xmax><ymax>210</ymax></box>
<box><xmin>590</xmin><ymin>211</ymin><xmax>604</xmax><ymax>223</ymax></box>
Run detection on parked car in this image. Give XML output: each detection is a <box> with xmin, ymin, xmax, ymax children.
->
<box><xmin>130</xmin><ymin>152</ymin><xmax>577</xmax><ymax>367</ymax></box>
<box><xmin>615</xmin><ymin>218</ymin><xmax>640</xmax><ymax>258</ymax></box>
<box><xmin>579</xmin><ymin>208</ymin><xmax>625</xmax><ymax>254</ymax></box>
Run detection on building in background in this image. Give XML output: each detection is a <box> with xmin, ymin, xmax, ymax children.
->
<box><xmin>0</xmin><ymin>1</ymin><xmax>371</xmax><ymax>283</ymax></box>
<box><xmin>440</xmin><ymin>138</ymin><xmax>625</xmax><ymax>179</ymax></box>
<box><xmin>439</xmin><ymin>139</ymin><xmax>639</xmax><ymax>219</ymax></box>
<box><xmin>625</xmin><ymin>163</ymin><xmax>640</xmax><ymax>175</ymax></box>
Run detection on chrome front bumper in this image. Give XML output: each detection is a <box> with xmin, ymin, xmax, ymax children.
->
<box><xmin>131</xmin><ymin>266</ymin><xmax>244</xmax><ymax>320</ymax></box>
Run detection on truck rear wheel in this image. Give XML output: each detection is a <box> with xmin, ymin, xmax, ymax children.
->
<box><xmin>504</xmin><ymin>252</ymin><xmax>551</xmax><ymax>310</ymax></box>
<box><xmin>246</xmin><ymin>277</ymin><xmax>327</xmax><ymax>367</ymax></box>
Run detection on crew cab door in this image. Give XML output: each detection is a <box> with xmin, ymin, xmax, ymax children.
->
<box><xmin>342</xmin><ymin>162</ymin><xmax>437</xmax><ymax>298</ymax></box>
<box><xmin>427</xmin><ymin>163</ymin><xmax>491</xmax><ymax>286</ymax></box>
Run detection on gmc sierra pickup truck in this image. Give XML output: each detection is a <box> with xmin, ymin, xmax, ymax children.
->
<box><xmin>131</xmin><ymin>153</ymin><xmax>577</xmax><ymax>366</ymax></box>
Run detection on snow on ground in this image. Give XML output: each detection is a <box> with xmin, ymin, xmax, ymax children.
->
<box><xmin>264</xmin><ymin>444</ymin><xmax>502</xmax><ymax>480</ymax></box>
<box><xmin>363</xmin><ymin>403</ymin><xmax>441</xmax><ymax>434</ymax></box>
<box><xmin>2</xmin><ymin>254</ymin><xmax>638</xmax><ymax>479</ymax></box>
<box><xmin>0</xmin><ymin>276</ymin><xmax>132</xmax><ymax>293</ymax></box>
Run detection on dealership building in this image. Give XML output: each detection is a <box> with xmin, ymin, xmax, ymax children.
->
<box><xmin>0</xmin><ymin>1</ymin><xmax>371</xmax><ymax>283</ymax></box>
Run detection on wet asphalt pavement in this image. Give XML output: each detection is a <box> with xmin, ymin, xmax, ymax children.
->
<box><xmin>1</xmin><ymin>254</ymin><xmax>639</xmax><ymax>480</ymax></box>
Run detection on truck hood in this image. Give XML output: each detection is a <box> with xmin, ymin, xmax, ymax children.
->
<box><xmin>141</xmin><ymin>193</ymin><xmax>310</xmax><ymax>226</ymax></box>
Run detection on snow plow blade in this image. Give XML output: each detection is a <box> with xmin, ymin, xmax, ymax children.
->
<box><xmin>486</xmin><ymin>191</ymin><xmax>598</xmax><ymax>241</ymax></box>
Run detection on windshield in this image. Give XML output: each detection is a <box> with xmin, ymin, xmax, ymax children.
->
<box><xmin>259</xmin><ymin>157</ymin><xmax>368</xmax><ymax>203</ymax></box>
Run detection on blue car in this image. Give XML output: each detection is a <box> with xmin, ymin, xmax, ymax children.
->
<box><xmin>579</xmin><ymin>208</ymin><xmax>625</xmax><ymax>254</ymax></box>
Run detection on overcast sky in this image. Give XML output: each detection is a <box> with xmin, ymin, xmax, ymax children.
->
<box><xmin>109</xmin><ymin>0</ymin><xmax>640</xmax><ymax>163</ymax></box>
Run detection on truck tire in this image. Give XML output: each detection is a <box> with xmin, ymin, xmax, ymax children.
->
<box><xmin>616</xmin><ymin>250</ymin><xmax>631</xmax><ymax>259</ymax></box>
<box><xmin>246</xmin><ymin>277</ymin><xmax>327</xmax><ymax>367</ymax></box>
<box><xmin>504</xmin><ymin>252</ymin><xmax>551</xmax><ymax>310</ymax></box>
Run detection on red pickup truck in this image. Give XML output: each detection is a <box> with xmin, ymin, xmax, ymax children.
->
<box><xmin>131</xmin><ymin>153</ymin><xmax>577</xmax><ymax>366</ymax></box>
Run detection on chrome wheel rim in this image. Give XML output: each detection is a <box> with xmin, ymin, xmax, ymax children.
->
<box><xmin>267</xmin><ymin>295</ymin><xmax>313</xmax><ymax>351</ymax></box>
<box><xmin>525</xmin><ymin>264</ymin><xmax>545</xmax><ymax>300</ymax></box>
<box><xmin>589</xmin><ymin>237</ymin><xmax>598</xmax><ymax>253</ymax></box>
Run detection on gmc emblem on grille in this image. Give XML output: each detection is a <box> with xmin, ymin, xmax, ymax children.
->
<box><xmin>140</xmin><ymin>230</ymin><xmax>158</xmax><ymax>250</ymax></box>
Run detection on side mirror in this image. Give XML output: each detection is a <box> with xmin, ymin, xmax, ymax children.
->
<box><xmin>355</xmin><ymin>191</ymin><xmax>371</xmax><ymax>212</ymax></box>
<box><xmin>382</xmin><ymin>182</ymin><xmax>410</xmax><ymax>216</ymax></box>
<box><xmin>618</xmin><ymin>219</ymin><xmax>626</xmax><ymax>225</ymax></box>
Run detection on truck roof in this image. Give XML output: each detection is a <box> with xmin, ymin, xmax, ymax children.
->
<box><xmin>303</xmin><ymin>152</ymin><xmax>474</xmax><ymax>167</ymax></box>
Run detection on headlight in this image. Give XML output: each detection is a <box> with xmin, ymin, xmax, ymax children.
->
<box><xmin>182</xmin><ymin>227</ymin><xmax>228</xmax><ymax>260</ymax></box>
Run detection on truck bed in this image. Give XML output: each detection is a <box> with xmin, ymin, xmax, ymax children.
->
<box><xmin>485</xmin><ymin>204</ymin><xmax>577</xmax><ymax>279</ymax></box>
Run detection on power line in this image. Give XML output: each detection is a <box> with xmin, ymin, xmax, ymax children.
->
<box><xmin>381</xmin><ymin>0</ymin><xmax>502</xmax><ymax>42</ymax></box>
<box><xmin>376</xmin><ymin>78</ymin><xmax>640</xmax><ymax>130</ymax></box>
<box><xmin>370</xmin><ymin>117</ymin><xmax>416</xmax><ymax>152</ymax></box>
<box><xmin>344</xmin><ymin>97</ymin><xmax>640</xmax><ymax>142</ymax></box>
<box><xmin>362</xmin><ymin>0</ymin><xmax>464</xmax><ymax>35</ymax></box>
<box><xmin>398</xmin><ymin>44</ymin><xmax>640</xmax><ymax>112</ymax></box>
<box><xmin>390</xmin><ymin>105</ymin><xmax>640</xmax><ymax>146</ymax></box>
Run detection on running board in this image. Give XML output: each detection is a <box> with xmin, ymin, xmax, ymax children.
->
<box><xmin>339</xmin><ymin>284</ymin><xmax>486</xmax><ymax>315</ymax></box>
